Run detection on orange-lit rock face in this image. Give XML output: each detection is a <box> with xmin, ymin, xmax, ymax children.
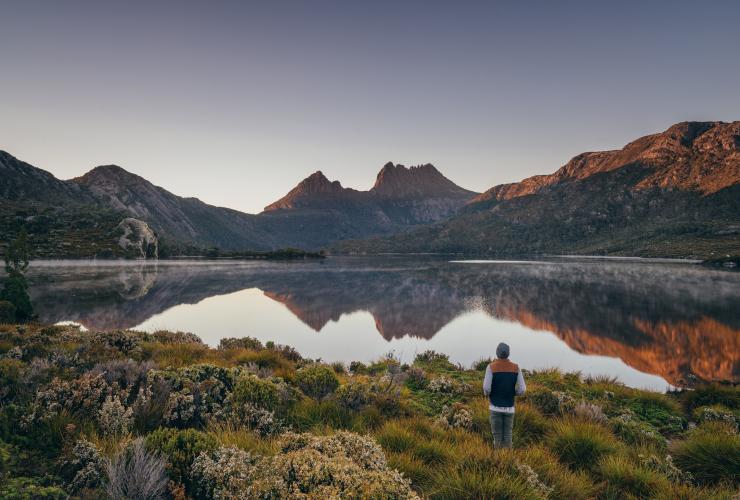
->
<box><xmin>469</xmin><ymin>121</ymin><xmax>740</xmax><ymax>207</ymax></box>
<box><xmin>28</xmin><ymin>257</ymin><xmax>740</xmax><ymax>387</ymax></box>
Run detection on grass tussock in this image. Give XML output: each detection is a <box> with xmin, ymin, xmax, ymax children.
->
<box><xmin>548</xmin><ymin>418</ymin><xmax>621</xmax><ymax>471</ymax></box>
<box><xmin>670</xmin><ymin>422</ymin><xmax>740</xmax><ymax>486</ymax></box>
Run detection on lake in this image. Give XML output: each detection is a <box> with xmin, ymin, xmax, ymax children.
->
<box><xmin>26</xmin><ymin>256</ymin><xmax>739</xmax><ymax>391</ymax></box>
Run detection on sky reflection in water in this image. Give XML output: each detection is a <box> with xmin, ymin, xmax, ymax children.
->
<box><xmin>27</xmin><ymin>256</ymin><xmax>740</xmax><ymax>391</ymax></box>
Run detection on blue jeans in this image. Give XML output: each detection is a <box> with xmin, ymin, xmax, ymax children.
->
<box><xmin>489</xmin><ymin>411</ymin><xmax>514</xmax><ymax>448</ymax></box>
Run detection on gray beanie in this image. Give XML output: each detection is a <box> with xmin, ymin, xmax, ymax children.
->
<box><xmin>496</xmin><ymin>342</ymin><xmax>510</xmax><ymax>359</ymax></box>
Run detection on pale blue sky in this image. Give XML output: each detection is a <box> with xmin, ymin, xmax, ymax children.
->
<box><xmin>2</xmin><ymin>0</ymin><xmax>738</xmax><ymax>212</ymax></box>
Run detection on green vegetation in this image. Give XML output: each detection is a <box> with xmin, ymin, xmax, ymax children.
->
<box><xmin>0</xmin><ymin>325</ymin><xmax>737</xmax><ymax>498</ymax></box>
<box><xmin>1</xmin><ymin>230</ymin><xmax>34</xmax><ymax>322</ymax></box>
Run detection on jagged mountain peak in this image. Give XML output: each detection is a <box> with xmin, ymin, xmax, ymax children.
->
<box><xmin>264</xmin><ymin>170</ymin><xmax>354</xmax><ymax>211</ymax></box>
<box><xmin>372</xmin><ymin>161</ymin><xmax>475</xmax><ymax>198</ymax></box>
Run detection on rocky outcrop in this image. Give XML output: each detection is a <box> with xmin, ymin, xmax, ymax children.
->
<box><xmin>116</xmin><ymin>218</ymin><xmax>159</xmax><ymax>259</ymax></box>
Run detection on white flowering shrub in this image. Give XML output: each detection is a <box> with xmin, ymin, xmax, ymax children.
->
<box><xmin>232</xmin><ymin>403</ymin><xmax>285</xmax><ymax>437</ymax></box>
<box><xmin>62</xmin><ymin>439</ymin><xmax>106</xmax><ymax>493</ymax></box>
<box><xmin>515</xmin><ymin>461</ymin><xmax>554</xmax><ymax>498</ymax></box>
<box><xmin>90</xmin><ymin>330</ymin><xmax>143</xmax><ymax>355</ymax></box>
<box><xmin>191</xmin><ymin>446</ymin><xmax>258</xmax><ymax>499</ymax></box>
<box><xmin>163</xmin><ymin>390</ymin><xmax>197</xmax><ymax>427</ymax></box>
<box><xmin>693</xmin><ymin>405</ymin><xmax>738</xmax><ymax>432</ymax></box>
<box><xmin>638</xmin><ymin>453</ymin><xmax>694</xmax><ymax>485</ymax></box>
<box><xmin>609</xmin><ymin>411</ymin><xmax>666</xmax><ymax>449</ymax></box>
<box><xmin>428</xmin><ymin>376</ymin><xmax>466</xmax><ymax>395</ymax></box>
<box><xmin>24</xmin><ymin>372</ymin><xmax>111</xmax><ymax>426</ymax></box>
<box><xmin>334</xmin><ymin>381</ymin><xmax>372</xmax><ymax>411</ymax></box>
<box><xmin>191</xmin><ymin>432</ymin><xmax>419</xmax><ymax>499</ymax></box>
<box><xmin>436</xmin><ymin>403</ymin><xmax>473</xmax><ymax>430</ymax></box>
<box><xmin>98</xmin><ymin>395</ymin><xmax>134</xmax><ymax>435</ymax></box>
<box><xmin>528</xmin><ymin>390</ymin><xmax>575</xmax><ymax>416</ymax></box>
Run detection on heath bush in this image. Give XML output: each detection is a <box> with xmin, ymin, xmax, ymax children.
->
<box><xmin>192</xmin><ymin>432</ymin><xmax>419</xmax><ymax>499</ymax></box>
<box><xmin>295</xmin><ymin>363</ymin><xmax>339</xmax><ymax>400</ymax></box>
<box><xmin>528</xmin><ymin>389</ymin><xmax>575</xmax><ymax>416</ymax></box>
<box><xmin>609</xmin><ymin>411</ymin><xmax>667</xmax><ymax>449</ymax></box>
<box><xmin>61</xmin><ymin>438</ymin><xmax>106</xmax><ymax>494</ymax></box>
<box><xmin>436</xmin><ymin>402</ymin><xmax>473</xmax><ymax>431</ymax></box>
<box><xmin>230</xmin><ymin>374</ymin><xmax>280</xmax><ymax>410</ymax></box>
<box><xmin>692</xmin><ymin>405</ymin><xmax>738</xmax><ymax>432</ymax></box>
<box><xmin>145</xmin><ymin>428</ymin><xmax>218</xmax><ymax>491</ymax></box>
<box><xmin>679</xmin><ymin>383</ymin><xmax>739</xmax><ymax>412</ymax></box>
<box><xmin>218</xmin><ymin>336</ymin><xmax>263</xmax><ymax>350</ymax></box>
<box><xmin>334</xmin><ymin>380</ymin><xmax>372</xmax><ymax>411</ymax></box>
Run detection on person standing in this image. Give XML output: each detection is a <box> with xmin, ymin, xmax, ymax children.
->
<box><xmin>483</xmin><ymin>342</ymin><xmax>526</xmax><ymax>448</ymax></box>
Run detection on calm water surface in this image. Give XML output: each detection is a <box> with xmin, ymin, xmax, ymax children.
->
<box><xmin>26</xmin><ymin>256</ymin><xmax>740</xmax><ymax>391</ymax></box>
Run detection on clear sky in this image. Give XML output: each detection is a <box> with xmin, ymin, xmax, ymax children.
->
<box><xmin>2</xmin><ymin>0</ymin><xmax>739</xmax><ymax>213</ymax></box>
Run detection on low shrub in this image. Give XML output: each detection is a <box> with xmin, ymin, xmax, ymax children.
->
<box><xmin>609</xmin><ymin>411</ymin><xmax>666</xmax><ymax>449</ymax></box>
<box><xmin>192</xmin><ymin>432</ymin><xmax>419</xmax><ymax>499</ymax></box>
<box><xmin>230</xmin><ymin>374</ymin><xmax>280</xmax><ymax>410</ymax></box>
<box><xmin>692</xmin><ymin>405</ymin><xmax>738</xmax><ymax>431</ymax></box>
<box><xmin>330</xmin><ymin>361</ymin><xmax>345</xmax><ymax>374</ymax></box>
<box><xmin>625</xmin><ymin>392</ymin><xmax>685</xmax><ymax>435</ymax></box>
<box><xmin>679</xmin><ymin>383</ymin><xmax>739</xmax><ymax>412</ymax></box>
<box><xmin>349</xmin><ymin>360</ymin><xmax>367</xmax><ymax>373</ymax></box>
<box><xmin>670</xmin><ymin>423</ymin><xmax>740</xmax><ymax>485</ymax></box>
<box><xmin>61</xmin><ymin>439</ymin><xmax>106</xmax><ymax>494</ymax></box>
<box><xmin>218</xmin><ymin>336</ymin><xmax>263</xmax><ymax>350</ymax></box>
<box><xmin>436</xmin><ymin>402</ymin><xmax>473</xmax><ymax>431</ymax></box>
<box><xmin>548</xmin><ymin>418</ymin><xmax>620</xmax><ymax>471</ymax></box>
<box><xmin>413</xmin><ymin>350</ymin><xmax>455</xmax><ymax>370</ymax></box>
<box><xmin>0</xmin><ymin>477</ymin><xmax>67</xmax><ymax>499</ymax></box>
<box><xmin>472</xmin><ymin>357</ymin><xmax>491</xmax><ymax>371</ymax></box>
<box><xmin>145</xmin><ymin>428</ymin><xmax>218</xmax><ymax>491</ymax></box>
<box><xmin>334</xmin><ymin>380</ymin><xmax>372</xmax><ymax>411</ymax></box>
<box><xmin>527</xmin><ymin>389</ymin><xmax>575</xmax><ymax>416</ymax></box>
<box><xmin>295</xmin><ymin>363</ymin><xmax>339</xmax><ymax>400</ymax></box>
<box><xmin>428</xmin><ymin>376</ymin><xmax>466</xmax><ymax>395</ymax></box>
<box><xmin>405</xmin><ymin>366</ymin><xmax>427</xmax><ymax>390</ymax></box>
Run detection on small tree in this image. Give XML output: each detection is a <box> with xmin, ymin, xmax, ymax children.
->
<box><xmin>1</xmin><ymin>229</ymin><xmax>34</xmax><ymax>322</ymax></box>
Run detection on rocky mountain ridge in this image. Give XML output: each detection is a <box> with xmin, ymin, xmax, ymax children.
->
<box><xmin>1</xmin><ymin>154</ymin><xmax>478</xmax><ymax>255</ymax></box>
<box><xmin>339</xmin><ymin>121</ymin><xmax>740</xmax><ymax>258</ymax></box>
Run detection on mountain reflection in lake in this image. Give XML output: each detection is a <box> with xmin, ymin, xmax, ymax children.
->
<box><xmin>27</xmin><ymin>256</ymin><xmax>739</xmax><ymax>391</ymax></box>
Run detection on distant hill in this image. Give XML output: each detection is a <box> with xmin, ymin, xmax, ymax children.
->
<box><xmin>337</xmin><ymin>121</ymin><xmax>740</xmax><ymax>258</ymax></box>
<box><xmin>0</xmin><ymin>153</ymin><xmax>477</xmax><ymax>256</ymax></box>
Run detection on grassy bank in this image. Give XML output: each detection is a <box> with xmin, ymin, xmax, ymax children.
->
<box><xmin>0</xmin><ymin>324</ymin><xmax>737</xmax><ymax>499</ymax></box>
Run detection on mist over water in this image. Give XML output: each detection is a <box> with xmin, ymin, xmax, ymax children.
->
<box><xmin>27</xmin><ymin>256</ymin><xmax>739</xmax><ymax>391</ymax></box>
